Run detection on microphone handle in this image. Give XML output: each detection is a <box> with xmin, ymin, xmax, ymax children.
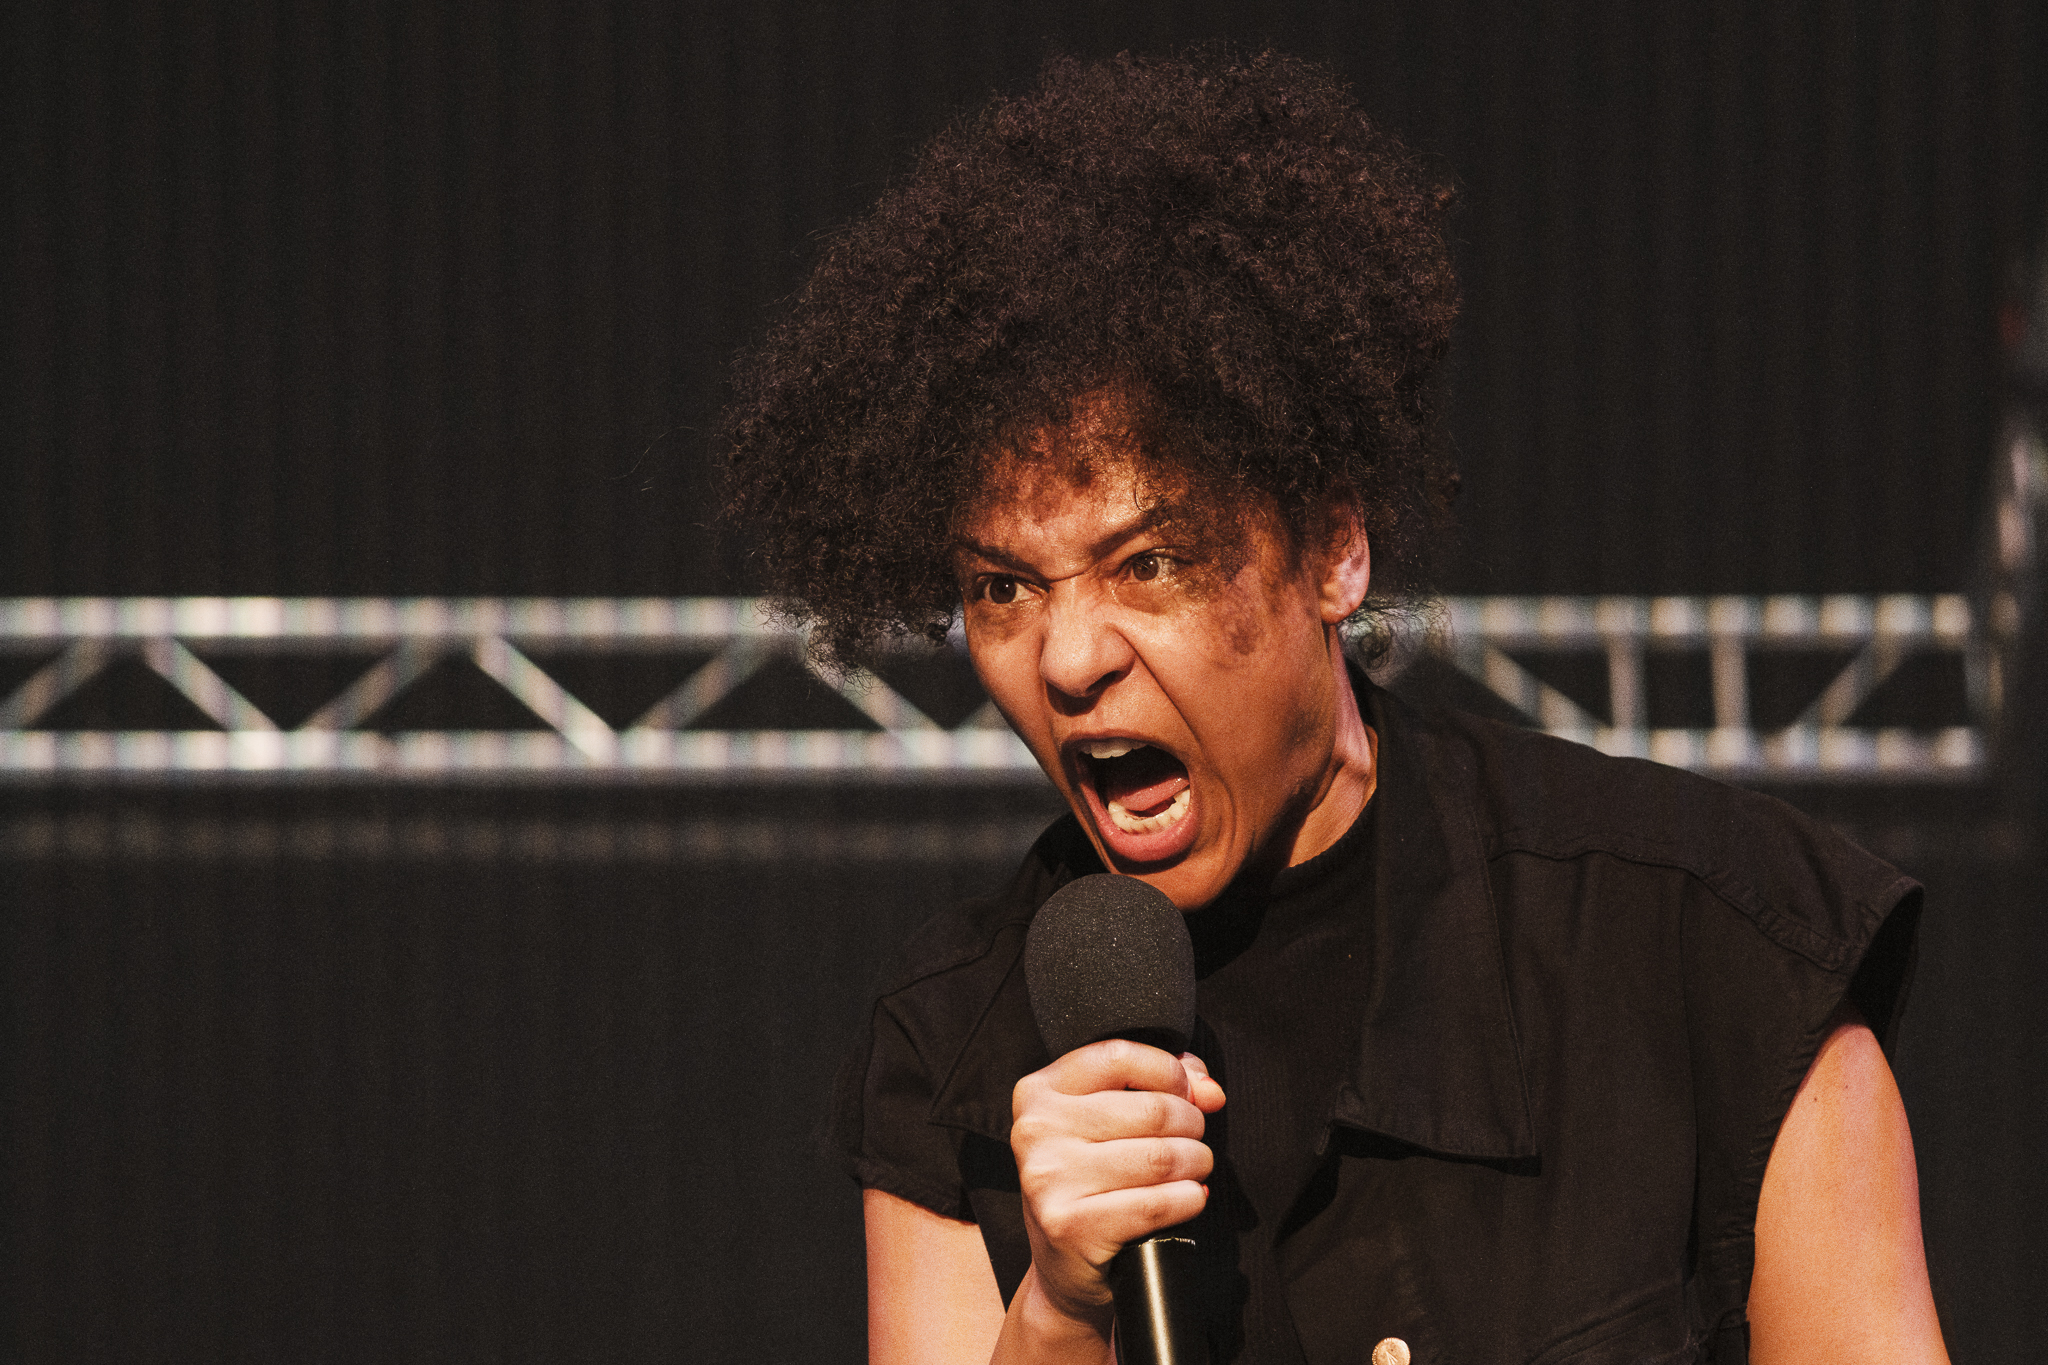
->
<box><xmin>1109</xmin><ymin>1234</ymin><xmax>1210</xmax><ymax>1365</ymax></box>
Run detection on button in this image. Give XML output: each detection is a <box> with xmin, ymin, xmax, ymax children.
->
<box><xmin>1372</xmin><ymin>1339</ymin><xmax>1410</xmax><ymax>1365</ymax></box>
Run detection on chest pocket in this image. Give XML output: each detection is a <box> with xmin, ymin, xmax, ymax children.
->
<box><xmin>1521</xmin><ymin>1292</ymin><xmax>1702</xmax><ymax>1365</ymax></box>
<box><xmin>1274</xmin><ymin>1134</ymin><xmax>1702</xmax><ymax>1365</ymax></box>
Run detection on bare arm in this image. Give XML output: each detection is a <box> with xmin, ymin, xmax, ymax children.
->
<box><xmin>866</xmin><ymin>1191</ymin><xmax>1126</xmax><ymax>1365</ymax></box>
<box><xmin>1747</xmin><ymin>1010</ymin><xmax>1949</xmax><ymax>1364</ymax></box>
<box><xmin>864</xmin><ymin>1189</ymin><xmax>1007</xmax><ymax>1365</ymax></box>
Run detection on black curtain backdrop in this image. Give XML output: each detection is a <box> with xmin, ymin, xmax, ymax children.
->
<box><xmin>9</xmin><ymin>0</ymin><xmax>2047</xmax><ymax>598</ymax></box>
<box><xmin>5</xmin><ymin>3</ymin><xmax>2048</xmax><ymax>1362</ymax></box>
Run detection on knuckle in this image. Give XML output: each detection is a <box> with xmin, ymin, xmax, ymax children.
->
<box><xmin>1010</xmin><ymin>1110</ymin><xmax>1051</xmax><ymax>1147</ymax></box>
<box><xmin>1136</xmin><ymin>1188</ymin><xmax>1177</xmax><ymax>1229</ymax></box>
<box><xmin>1017</xmin><ymin>1152</ymin><xmax>1060</xmax><ymax>1190</ymax></box>
<box><xmin>1090</xmin><ymin>1037</ymin><xmax>1138</xmax><ymax>1073</ymax></box>
<box><xmin>1037</xmin><ymin>1206</ymin><xmax>1080</xmax><ymax>1244</ymax></box>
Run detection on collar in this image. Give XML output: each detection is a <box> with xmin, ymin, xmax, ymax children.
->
<box><xmin>1331</xmin><ymin>678</ymin><xmax>1537</xmax><ymax>1160</ymax></box>
<box><xmin>925</xmin><ymin>675</ymin><xmax>1538</xmax><ymax>1164</ymax></box>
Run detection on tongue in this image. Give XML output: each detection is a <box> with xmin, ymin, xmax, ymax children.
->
<box><xmin>1099</xmin><ymin>746</ymin><xmax>1189</xmax><ymax>815</ymax></box>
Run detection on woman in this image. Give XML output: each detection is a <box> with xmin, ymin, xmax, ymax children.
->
<box><xmin>725</xmin><ymin>50</ymin><xmax>1946</xmax><ymax>1365</ymax></box>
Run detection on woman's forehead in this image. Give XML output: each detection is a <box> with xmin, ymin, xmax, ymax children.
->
<box><xmin>971</xmin><ymin>443</ymin><xmax>1142</xmax><ymax>511</ymax></box>
<box><xmin>956</xmin><ymin>454</ymin><xmax>1160</xmax><ymax>553</ymax></box>
<box><xmin>956</xmin><ymin>394</ymin><xmax>1278</xmax><ymax>561</ymax></box>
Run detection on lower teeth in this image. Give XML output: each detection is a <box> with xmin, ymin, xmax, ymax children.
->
<box><xmin>1107</xmin><ymin>786</ymin><xmax>1190</xmax><ymax>835</ymax></box>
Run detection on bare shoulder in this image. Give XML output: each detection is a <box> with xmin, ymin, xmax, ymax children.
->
<box><xmin>1748</xmin><ymin>1011</ymin><xmax>1949</xmax><ymax>1364</ymax></box>
<box><xmin>864</xmin><ymin>1188</ymin><xmax>1006</xmax><ymax>1365</ymax></box>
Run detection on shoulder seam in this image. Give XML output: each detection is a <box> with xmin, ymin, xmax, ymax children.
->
<box><xmin>1488</xmin><ymin>825</ymin><xmax>1913</xmax><ymax>973</ymax></box>
<box><xmin>874</xmin><ymin>901</ymin><xmax>1033</xmax><ymax>1002</ymax></box>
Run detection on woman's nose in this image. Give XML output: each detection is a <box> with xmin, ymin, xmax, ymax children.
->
<box><xmin>1038</xmin><ymin>587</ymin><xmax>1134</xmax><ymax>700</ymax></box>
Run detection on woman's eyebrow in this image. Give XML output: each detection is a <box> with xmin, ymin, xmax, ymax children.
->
<box><xmin>952</xmin><ymin>509</ymin><xmax>1174</xmax><ymax>572</ymax></box>
<box><xmin>1082</xmin><ymin>507</ymin><xmax>1186</xmax><ymax>558</ymax></box>
<box><xmin>949</xmin><ymin>535</ymin><xmax>1034</xmax><ymax>571</ymax></box>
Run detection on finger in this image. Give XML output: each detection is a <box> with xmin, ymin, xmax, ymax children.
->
<box><xmin>1039</xmin><ymin>1087</ymin><xmax>1209</xmax><ymax>1143</ymax></box>
<box><xmin>1061</xmin><ymin>1178</ymin><xmax>1213</xmax><ymax>1249</ymax></box>
<box><xmin>1179</xmin><ymin>1053</ymin><xmax>1227</xmax><ymax>1113</ymax></box>
<box><xmin>1019</xmin><ymin>1131</ymin><xmax>1214</xmax><ymax>1203</ymax></box>
<box><xmin>1041</xmin><ymin>1038</ymin><xmax>1194</xmax><ymax>1099</ymax></box>
<box><xmin>1086</xmin><ymin>1133</ymin><xmax>1215</xmax><ymax>1192</ymax></box>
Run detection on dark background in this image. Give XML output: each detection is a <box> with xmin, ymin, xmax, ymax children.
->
<box><xmin>5</xmin><ymin>1</ymin><xmax>2047</xmax><ymax>1361</ymax></box>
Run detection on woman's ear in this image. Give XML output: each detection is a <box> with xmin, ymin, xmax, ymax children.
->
<box><xmin>1318</xmin><ymin>503</ymin><xmax>1371</xmax><ymax>624</ymax></box>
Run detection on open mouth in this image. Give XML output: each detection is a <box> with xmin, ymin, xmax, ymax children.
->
<box><xmin>1076</xmin><ymin>740</ymin><xmax>1195</xmax><ymax>855</ymax></box>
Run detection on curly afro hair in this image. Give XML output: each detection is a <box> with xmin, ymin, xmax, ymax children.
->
<box><xmin>723</xmin><ymin>48</ymin><xmax>1460</xmax><ymax>667</ymax></box>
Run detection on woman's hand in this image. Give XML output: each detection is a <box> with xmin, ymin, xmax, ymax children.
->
<box><xmin>1007</xmin><ymin>1039</ymin><xmax>1227</xmax><ymax>1332</ymax></box>
<box><xmin>862</xmin><ymin>1042</ymin><xmax>1225</xmax><ymax>1365</ymax></box>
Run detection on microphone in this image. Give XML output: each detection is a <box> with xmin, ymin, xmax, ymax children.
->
<box><xmin>1024</xmin><ymin>874</ymin><xmax>1210</xmax><ymax>1365</ymax></box>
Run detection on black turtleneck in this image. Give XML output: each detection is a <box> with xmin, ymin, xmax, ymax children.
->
<box><xmin>1181</xmin><ymin>795</ymin><xmax>1379</xmax><ymax>1364</ymax></box>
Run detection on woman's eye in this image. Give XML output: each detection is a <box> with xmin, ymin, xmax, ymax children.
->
<box><xmin>984</xmin><ymin>576</ymin><xmax>1021</xmax><ymax>604</ymax></box>
<box><xmin>1129</xmin><ymin>553</ymin><xmax>1162</xmax><ymax>582</ymax></box>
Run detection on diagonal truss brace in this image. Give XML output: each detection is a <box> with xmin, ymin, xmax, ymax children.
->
<box><xmin>0</xmin><ymin>595</ymin><xmax>1990</xmax><ymax>780</ymax></box>
<box><xmin>0</xmin><ymin>599</ymin><xmax>1011</xmax><ymax>778</ymax></box>
<box><xmin>0</xmin><ymin>641</ymin><xmax>117</xmax><ymax>729</ymax></box>
<box><xmin>1429</xmin><ymin>595</ymin><xmax>1977</xmax><ymax>775</ymax></box>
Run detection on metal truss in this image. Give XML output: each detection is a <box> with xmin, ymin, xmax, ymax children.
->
<box><xmin>0</xmin><ymin>598</ymin><xmax>1028</xmax><ymax>782</ymax></box>
<box><xmin>1428</xmin><ymin>594</ymin><xmax>1978</xmax><ymax>779</ymax></box>
<box><xmin>1981</xmin><ymin>410</ymin><xmax>2048</xmax><ymax>749</ymax></box>
<box><xmin>0</xmin><ymin>591</ymin><xmax>1989</xmax><ymax>783</ymax></box>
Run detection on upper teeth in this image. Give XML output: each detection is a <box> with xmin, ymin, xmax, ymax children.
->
<box><xmin>1082</xmin><ymin>740</ymin><xmax>1139</xmax><ymax>760</ymax></box>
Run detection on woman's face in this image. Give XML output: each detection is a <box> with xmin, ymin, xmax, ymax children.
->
<box><xmin>952</xmin><ymin>420</ymin><xmax>1372</xmax><ymax>910</ymax></box>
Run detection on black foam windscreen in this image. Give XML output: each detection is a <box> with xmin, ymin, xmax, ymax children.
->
<box><xmin>1024</xmin><ymin>874</ymin><xmax>1197</xmax><ymax>1060</ymax></box>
